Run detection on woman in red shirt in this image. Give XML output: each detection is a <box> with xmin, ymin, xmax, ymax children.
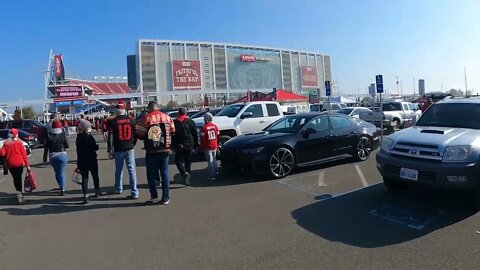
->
<box><xmin>0</xmin><ymin>129</ymin><xmax>30</xmax><ymax>204</ymax></box>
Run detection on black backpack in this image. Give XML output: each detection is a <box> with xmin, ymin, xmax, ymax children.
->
<box><xmin>145</xmin><ymin>122</ymin><xmax>168</xmax><ymax>151</ymax></box>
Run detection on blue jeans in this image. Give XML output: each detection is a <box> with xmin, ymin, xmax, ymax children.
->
<box><xmin>204</xmin><ymin>150</ymin><xmax>218</xmax><ymax>178</ymax></box>
<box><xmin>113</xmin><ymin>149</ymin><xmax>138</xmax><ymax>197</ymax></box>
<box><xmin>146</xmin><ymin>154</ymin><xmax>170</xmax><ymax>200</ymax></box>
<box><xmin>50</xmin><ymin>153</ymin><xmax>68</xmax><ymax>190</ymax></box>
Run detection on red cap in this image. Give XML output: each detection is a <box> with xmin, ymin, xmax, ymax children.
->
<box><xmin>52</xmin><ymin>119</ymin><xmax>62</xmax><ymax>129</ymax></box>
<box><xmin>10</xmin><ymin>128</ymin><xmax>18</xmax><ymax>138</ymax></box>
<box><xmin>116</xmin><ymin>100</ymin><xmax>126</xmax><ymax>109</ymax></box>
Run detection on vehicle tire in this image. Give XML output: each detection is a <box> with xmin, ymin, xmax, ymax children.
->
<box><xmin>383</xmin><ymin>177</ymin><xmax>404</xmax><ymax>191</ymax></box>
<box><xmin>217</xmin><ymin>135</ymin><xmax>231</xmax><ymax>159</ymax></box>
<box><xmin>354</xmin><ymin>136</ymin><xmax>372</xmax><ymax>161</ymax></box>
<box><xmin>268</xmin><ymin>147</ymin><xmax>295</xmax><ymax>179</ymax></box>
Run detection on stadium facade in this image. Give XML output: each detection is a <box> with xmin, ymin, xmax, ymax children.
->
<box><xmin>128</xmin><ymin>39</ymin><xmax>332</xmax><ymax>103</ymax></box>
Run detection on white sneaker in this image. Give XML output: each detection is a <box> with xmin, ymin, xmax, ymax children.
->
<box><xmin>16</xmin><ymin>192</ymin><xmax>24</xmax><ymax>204</ymax></box>
<box><xmin>184</xmin><ymin>173</ymin><xmax>192</xmax><ymax>186</ymax></box>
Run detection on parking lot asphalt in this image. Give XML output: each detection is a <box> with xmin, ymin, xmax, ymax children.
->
<box><xmin>1</xmin><ymin>133</ymin><xmax>480</xmax><ymax>269</ymax></box>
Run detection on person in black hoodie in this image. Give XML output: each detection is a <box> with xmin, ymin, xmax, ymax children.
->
<box><xmin>172</xmin><ymin>107</ymin><xmax>198</xmax><ymax>186</ymax></box>
<box><xmin>76</xmin><ymin>119</ymin><xmax>101</xmax><ymax>204</ymax></box>
<box><xmin>107</xmin><ymin>101</ymin><xmax>138</xmax><ymax>199</ymax></box>
<box><xmin>43</xmin><ymin>119</ymin><xmax>69</xmax><ymax>195</ymax></box>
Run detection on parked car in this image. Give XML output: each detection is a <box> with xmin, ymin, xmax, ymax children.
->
<box><xmin>310</xmin><ymin>102</ymin><xmax>346</xmax><ymax>112</ymax></box>
<box><xmin>377</xmin><ymin>98</ymin><xmax>480</xmax><ymax>196</ymax></box>
<box><xmin>0</xmin><ymin>119</ymin><xmax>48</xmax><ymax>144</ymax></box>
<box><xmin>359</xmin><ymin>102</ymin><xmax>420</xmax><ymax>132</ymax></box>
<box><xmin>194</xmin><ymin>101</ymin><xmax>285</xmax><ymax>150</ymax></box>
<box><xmin>221</xmin><ymin>112</ymin><xmax>379</xmax><ymax>178</ymax></box>
<box><xmin>337</xmin><ymin>107</ymin><xmax>372</xmax><ymax>119</ymax></box>
<box><xmin>190</xmin><ymin>108</ymin><xmax>222</xmax><ymax>119</ymax></box>
<box><xmin>0</xmin><ymin>129</ymin><xmax>40</xmax><ymax>149</ymax></box>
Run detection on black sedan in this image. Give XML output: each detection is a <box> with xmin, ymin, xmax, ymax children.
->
<box><xmin>0</xmin><ymin>129</ymin><xmax>40</xmax><ymax>149</ymax></box>
<box><xmin>221</xmin><ymin>112</ymin><xmax>379</xmax><ymax>178</ymax></box>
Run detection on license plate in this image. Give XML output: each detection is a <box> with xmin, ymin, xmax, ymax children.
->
<box><xmin>400</xmin><ymin>168</ymin><xmax>418</xmax><ymax>181</ymax></box>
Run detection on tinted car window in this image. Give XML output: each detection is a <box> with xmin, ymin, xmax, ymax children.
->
<box><xmin>266</xmin><ymin>104</ymin><xmax>280</xmax><ymax>116</ymax></box>
<box><xmin>267</xmin><ymin>115</ymin><xmax>309</xmax><ymax>133</ymax></box>
<box><xmin>23</xmin><ymin>121</ymin><xmax>34</xmax><ymax>129</ymax></box>
<box><xmin>330</xmin><ymin>116</ymin><xmax>351</xmax><ymax>129</ymax></box>
<box><xmin>382</xmin><ymin>103</ymin><xmax>402</xmax><ymax>111</ymax></box>
<box><xmin>402</xmin><ymin>104</ymin><xmax>409</xmax><ymax>111</ymax></box>
<box><xmin>0</xmin><ymin>130</ymin><xmax>9</xmax><ymax>139</ymax></box>
<box><xmin>304</xmin><ymin>116</ymin><xmax>329</xmax><ymax>132</ymax></box>
<box><xmin>244</xmin><ymin>104</ymin><xmax>263</xmax><ymax>118</ymax></box>
<box><xmin>11</xmin><ymin>121</ymin><xmax>22</xmax><ymax>128</ymax></box>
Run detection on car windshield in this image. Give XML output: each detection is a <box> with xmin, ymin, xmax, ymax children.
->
<box><xmin>216</xmin><ymin>104</ymin><xmax>245</xmax><ymax>118</ymax></box>
<box><xmin>416</xmin><ymin>103</ymin><xmax>480</xmax><ymax>129</ymax></box>
<box><xmin>337</xmin><ymin>108</ymin><xmax>354</xmax><ymax>115</ymax></box>
<box><xmin>266</xmin><ymin>115</ymin><xmax>310</xmax><ymax>133</ymax></box>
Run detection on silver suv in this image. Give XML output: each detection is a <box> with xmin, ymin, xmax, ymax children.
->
<box><xmin>376</xmin><ymin>98</ymin><xmax>480</xmax><ymax>192</ymax></box>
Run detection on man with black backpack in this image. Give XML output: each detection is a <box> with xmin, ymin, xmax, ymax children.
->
<box><xmin>136</xmin><ymin>101</ymin><xmax>176</xmax><ymax>205</ymax></box>
<box><xmin>172</xmin><ymin>107</ymin><xmax>198</xmax><ymax>186</ymax></box>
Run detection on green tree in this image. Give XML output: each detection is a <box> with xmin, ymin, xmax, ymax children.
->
<box><xmin>22</xmin><ymin>106</ymin><xmax>35</xmax><ymax>119</ymax></box>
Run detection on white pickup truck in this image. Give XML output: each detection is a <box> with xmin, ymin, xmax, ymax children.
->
<box><xmin>193</xmin><ymin>101</ymin><xmax>285</xmax><ymax>147</ymax></box>
<box><xmin>359</xmin><ymin>102</ymin><xmax>421</xmax><ymax>132</ymax></box>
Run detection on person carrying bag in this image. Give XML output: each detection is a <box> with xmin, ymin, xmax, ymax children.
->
<box><xmin>0</xmin><ymin>128</ymin><xmax>31</xmax><ymax>204</ymax></box>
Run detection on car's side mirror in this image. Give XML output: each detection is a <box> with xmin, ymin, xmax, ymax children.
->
<box><xmin>302</xmin><ymin>127</ymin><xmax>316</xmax><ymax>138</ymax></box>
<box><xmin>240</xmin><ymin>112</ymin><xmax>253</xmax><ymax>119</ymax></box>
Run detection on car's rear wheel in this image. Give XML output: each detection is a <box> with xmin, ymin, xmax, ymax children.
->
<box><xmin>383</xmin><ymin>177</ymin><xmax>404</xmax><ymax>191</ymax></box>
<box><xmin>268</xmin><ymin>148</ymin><xmax>295</xmax><ymax>179</ymax></box>
<box><xmin>354</xmin><ymin>136</ymin><xmax>372</xmax><ymax>161</ymax></box>
<box><xmin>392</xmin><ymin>119</ymin><xmax>401</xmax><ymax>132</ymax></box>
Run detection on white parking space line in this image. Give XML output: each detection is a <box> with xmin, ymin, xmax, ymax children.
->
<box><xmin>318</xmin><ymin>171</ymin><xmax>326</xmax><ymax>187</ymax></box>
<box><xmin>355</xmin><ymin>164</ymin><xmax>368</xmax><ymax>187</ymax></box>
<box><xmin>277</xmin><ymin>179</ymin><xmax>322</xmax><ymax>197</ymax></box>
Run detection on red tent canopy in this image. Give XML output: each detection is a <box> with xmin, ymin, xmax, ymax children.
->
<box><xmin>232</xmin><ymin>89</ymin><xmax>307</xmax><ymax>103</ymax></box>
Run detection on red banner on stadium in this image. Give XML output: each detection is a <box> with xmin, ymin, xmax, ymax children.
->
<box><xmin>54</xmin><ymin>55</ymin><xmax>65</xmax><ymax>81</ymax></box>
<box><xmin>54</xmin><ymin>85</ymin><xmax>84</xmax><ymax>102</ymax></box>
<box><xmin>301</xmin><ymin>66</ymin><xmax>319</xmax><ymax>89</ymax></box>
<box><xmin>172</xmin><ymin>60</ymin><xmax>202</xmax><ymax>90</ymax></box>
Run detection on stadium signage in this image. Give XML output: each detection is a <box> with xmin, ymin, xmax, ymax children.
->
<box><xmin>54</xmin><ymin>54</ymin><xmax>65</xmax><ymax>81</ymax></box>
<box><xmin>240</xmin><ymin>54</ymin><xmax>272</xmax><ymax>62</ymax></box>
<box><xmin>301</xmin><ymin>66</ymin><xmax>319</xmax><ymax>89</ymax></box>
<box><xmin>172</xmin><ymin>60</ymin><xmax>202</xmax><ymax>90</ymax></box>
<box><xmin>54</xmin><ymin>85</ymin><xmax>85</xmax><ymax>102</ymax></box>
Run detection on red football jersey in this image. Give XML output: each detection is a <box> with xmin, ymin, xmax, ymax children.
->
<box><xmin>200</xmin><ymin>122</ymin><xmax>219</xmax><ymax>150</ymax></box>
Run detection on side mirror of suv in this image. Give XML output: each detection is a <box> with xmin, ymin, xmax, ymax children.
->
<box><xmin>240</xmin><ymin>112</ymin><xmax>253</xmax><ymax>119</ymax></box>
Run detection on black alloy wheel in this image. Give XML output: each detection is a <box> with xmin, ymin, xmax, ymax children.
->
<box><xmin>269</xmin><ymin>148</ymin><xmax>295</xmax><ymax>178</ymax></box>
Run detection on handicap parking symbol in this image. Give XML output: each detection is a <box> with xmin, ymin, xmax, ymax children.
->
<box><xmin>370</xmin><ymin>204</ymin><xmax>445</xmax><ymax>230</ymax></box>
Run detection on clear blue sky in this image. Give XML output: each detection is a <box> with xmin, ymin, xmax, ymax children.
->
<box><xmin>0</xmin><ymin>0</ymin><xmax>479</xmax><ymax>102</ymax></box>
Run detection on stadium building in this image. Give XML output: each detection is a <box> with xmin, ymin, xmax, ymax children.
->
<box><xmin>128</xmin><ymin>40</ymin><xmax>332</xmax><ymax>104</ymax></box>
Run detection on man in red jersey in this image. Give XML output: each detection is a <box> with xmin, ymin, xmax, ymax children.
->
<box><xmin>199</xmin><ymin>112</ymin><xmax>219</xmax><ymax>181</ymax></box>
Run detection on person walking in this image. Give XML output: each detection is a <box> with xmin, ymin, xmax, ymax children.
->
<box><xmin>107</xmin><ymin>102</ymin><xmax>139</xmax><ymax>199</ymax></box>
<box><xmin>199</xmin><ymin>113</ymin><xmax>219</xmax><ymax>181</ymax></box>
<box><xmin>101</xmin><ymin>116</ymin><xmax>109</xmax><ymax>141</ymax></box>
<box><xmin>43</xmin><ymin>119</ymin><xmax>69</xmax><ymax>195</ymax></box>
<box><xmin>136</xmin><ymin>101</ymin><xmax>175</xmax><ymax>205</ymax></box>
<box><xmin>76</xmin><ymin>120</ymin><xmax>102</xmax><ymax>204</ymax></box>
<box><xmin>0</xmin><ymin>129</ymin><xmax>31</xmax><ymax>204</ymax></box>
<box><xmin>421</xmin><ymin>97</ymin><xmax>433</xmax><ymax>113</ymax></box>
<box><xmin>172</xmin><ymin>107</ymin><xmax>198</xmax><ymax>186</ymax></box>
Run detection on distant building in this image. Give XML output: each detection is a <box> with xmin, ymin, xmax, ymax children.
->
<box><xmin>368</xmin><ymin>83</ymin><xmax>376</xmax><ymax>97</ymax></box>
<box><xmin>418</xmin><ymin>79</ymin><xmax>425</xmax><ymax>96</ymax></box>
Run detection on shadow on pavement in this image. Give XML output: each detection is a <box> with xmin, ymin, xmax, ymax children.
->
<box><xmin>291</xmin><ymin>184</ymin><xmax>478</xmax><ymax>248</ymax></box>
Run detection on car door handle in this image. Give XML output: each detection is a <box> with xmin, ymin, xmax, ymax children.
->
<box><xmin>326</xmin><ymin>135</ymin><xmax>336</xmax><ymax>139</ymax></box>
<box><xmin>259</xmin><ymin>120</ymin><xmax>266</xmax><ymax>123</ymax></box>
<box><xmin>350</xmin><ymin>131</ymin><xmax>357</xmax><ymax>135</ymax></box>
